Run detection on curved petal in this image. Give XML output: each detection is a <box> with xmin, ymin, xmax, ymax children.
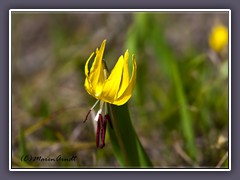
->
<box><xmin>117</xmin><ymin>50</ymin><xmax>130</xmax><ymax>98</ymax></box>
<box><xmin>85</xmin><ymin>52</ymin><xmax>95</xmax><ymax>78</ymax></box>
<box><xmin>84</xmin><ymin>52</ymin><xmax>95</xmax><ymax>96</ymax></box>
<box><xmin>99</xmin><ymin>55</ymin><xmax>124</xmax><ymax>103</ymax></box>
<box><xmin>84</xmin><ymin>78</ymin><xmax>94</xmax><ymax>96</ymax></box>
<box><xmin>88</xmin><ymin>40</ymin><xmax>106</xmax><ymax>97</ymax></box>
<box><xmin>112</xmin><ymin>54</ymin><xmax>137</xmax><ymax>106</ymax></box>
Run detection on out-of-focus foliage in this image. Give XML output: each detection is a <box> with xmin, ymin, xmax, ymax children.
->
<box><xmin>12</xmin><ymin>12</ymin><xmax>229</xmax><ymax>168</ymax></box>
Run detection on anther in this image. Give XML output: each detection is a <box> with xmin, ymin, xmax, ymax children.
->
<box><xmin>105</xmin><ymin>114</ymin><xmax>113</xmax><ymax>129</ymax></box>
<box><xmin>100</xmin><ymin>117</ymin><xmax>107</xmax><ymax>148</ymax></box>
<box><xmin>96</xmin><ymin>114</ymin><xmax>102</xmax><ymax>148</ymax></box>
<box><xmin>83</xmin><ymin>109</ymin><xmax>91</xmax><ymax>123</ymax></box>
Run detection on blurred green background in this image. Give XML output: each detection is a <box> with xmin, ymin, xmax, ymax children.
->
<box><xmin>11</xmin><ymin>11</ymin><xmax>229</xmax><ymax>168</ymax></box>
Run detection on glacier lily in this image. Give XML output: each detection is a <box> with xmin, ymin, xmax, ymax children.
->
<box><xmin>84</xmin><ymin>39</ymin><xmax>137</xmax><ymax>148</ymax></box>
<box><xmin>209</xmin><ymin>24</ymin><xmax>228</xmax><ymax>53</ymax></box>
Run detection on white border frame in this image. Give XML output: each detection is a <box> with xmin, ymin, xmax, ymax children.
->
<box><xmin>9</xmin><ymin>9</ymin><xmax>231</xmax><ymax>171</ymax></box>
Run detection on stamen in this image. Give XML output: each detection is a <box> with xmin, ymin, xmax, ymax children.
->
<box><xmin>99</xmin><ymin>101</ymin><xmax>104</xmax><ymax>111</ymax></box>
<box><xmin>83</xmin><ymin>110</ymin><xmax>91</xmax><ymax>123</ymax></box>
<box><xmin>96</xmin><ymin>122</ymin><xmax>100</xmax><ymax>148</ymax></box>
<box><xmin>91</xmin><ymin>100</ymin><xmax>100</xmax><ymax>110</ymax></box>
<box><xmin>105</xmin><ymin>114</ymin><xmax>113</xmax><ymax>129</ymax></box>
<box><xmin>94</xmin><ymin>101</ymin><xmax>104</xmax><ymax>121</ymax></box>
<box><xmin>84</xmin><ymin>100</ymin><xmax>100</xmax><ymax>123</ymax></box>
<box><xmin>84</xmin><ymin>101</ymin><xmax>112</xmax><ymax>148</ymax></box>
<box><xmin>94</xmin><ymin>109</ymin><xmax>101</xmax><ymax>121</ymax></box>
<box><xmin>96</xmin><ymin>114</ymin><xmax>102</xmax><ymax>148</ymax></box>
<box><xmin>104</xmin><ymin>103</ymin><xmax>108</xmax><ymax>116</ymax></box>
<box><xmin>99</xmin><ymin>114</ymin><xmax>103</xmax><ymax>128</ymax></box>
<box><xmin>100</xmin><ymin>116</ymin><xmax>107</xmax><ymax>148</ymax></box>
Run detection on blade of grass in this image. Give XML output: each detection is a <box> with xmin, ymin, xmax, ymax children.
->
<box><xmin>149</xmin><ymin>18</ymin><xmax>197</xmax><ymax>161</ymax></box>
<box><xmin>171</xmin><ymin>61</ymin><xmax>197</xmax><ymax>161</ymax></box>
<box><xmin>19</xmin><ymin>126</ymin><xmax>27</xmax><ymax>157</ymax></box>
<box><xmin>126</xmin><ymin>12</ymin><xmax>197</xmax><ymax>162</ymax></box>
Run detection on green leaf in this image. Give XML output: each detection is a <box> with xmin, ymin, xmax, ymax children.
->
<box><xmin>19</xmin><ymin>127</ymin><xmax>27</xmax><ymax>157</ymax></box>
<box><xmin>108</xmin><ymin>103</ymin><xmax>152</xmax><ymax>167</ymax></box>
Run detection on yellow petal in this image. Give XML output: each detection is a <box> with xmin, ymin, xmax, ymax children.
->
<box><xmin>84</xmin><ymin>52</ymin><xmax>95</xmax><ymax>96</ymax></box>
<box><xmin>100</xmin><ymin>55</ymin><xmax>124</xmax><ymax>103</ymax></box>
<box><xmin>113</xmin><ymin>54</ymin><xmax>137</xmax><ymax>105</ymax></box>
<box><xmin>117</xmin><ymin>50</ymin><xmax>130</xmax><ymax>98</ymax></box>
<box><xmin>85</xmin><ymin>52</ymin><xmax>95</xmax><ymax>78</ymax></box>
<box><xmin>84</xmin><ymin>78</ymin><xmax>94</xmax><ymax>96</ymax></box>
<box><xmin>88</xmin><ymin>40</ymin><xmax>106</xmax><ymax>96</ymax></box>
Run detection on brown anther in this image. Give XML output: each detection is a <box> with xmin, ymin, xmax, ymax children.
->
<box><xmin>83</xmin><ymin>110</ymin><xmax>91</xmax><ymax>123</ymax></box>
<box><xmin>100</xmin><ymin>117</ymin><xmax>107</xmax><ymax>148</ymax></box>
<box><xmin>95</xmin><ymin>114</ymin><xmax>113</xmax><ymax>149</ymax></box>
<box><xmin>105</xmin><ymin>114</ymin><xmax>113</xmax><ymax>129</ymax></box>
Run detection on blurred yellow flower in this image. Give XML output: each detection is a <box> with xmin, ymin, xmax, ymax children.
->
<box><xmin>208</xmin><ymin>24</ymin><xmax>228</xmax><ymax>53</ymax></box>
<box><xmin>84</xmin><ymin>39</ymin><xmax>137</xmax><ymax>148</ymax></box>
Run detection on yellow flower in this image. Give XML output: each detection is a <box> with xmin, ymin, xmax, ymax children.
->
<box><xmin>84</xmin><ymin>39</ymin><xmax>137</xmax><ymax>106</ymax></box>
<box><xmin>83</xmin><ymin>39</ymin><xmax>137</xmax><ymax>148</ymax></box>
<box><xmin>209</xmin><ymin>24</ymin><xmax>228</xmax><ymax>53</ymax></box>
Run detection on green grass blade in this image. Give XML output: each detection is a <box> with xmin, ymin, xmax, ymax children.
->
<box><xmin>19</xmin><ymin>127</ymin><xmax>27</xmax><ymax>157</ymax></box>
<box><xmin>149</xmin><ymin>22</ymin><xmax>197</xmax><ymax>161</ymax></box>
<box><xmin>170</xmin><ymin>62</ymin><xmax>197</xmax><ymax>160</ymax></box>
